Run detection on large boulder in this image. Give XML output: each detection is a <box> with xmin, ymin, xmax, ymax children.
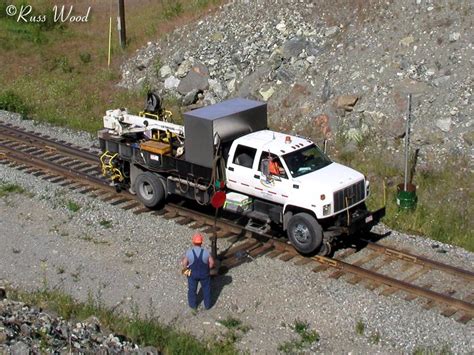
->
<box><xmin>176</xmin><ymin>59</ymin><xmax>193</xmax><ymax>78</ymax></box>
<box><xmin>282</xmin><ymin>37</ymin><xmax>321</xmax><ymax>59</ymax></box>
<box><xmin>177</xmin><ymin>63</ymin><xmax>209</xmax><ymax>95</ymax></box>
<box><xmin>334</xmin><ymin>95</ymin><xmax>359</xmax><ymax>112</ymax></box>
<box><xmin>164</xmin><ymin>76</ymin><xmax>180</xmax><ymax>90</ymax></box>
<box><xmin>182</xmin><ymin>89</ymin><xmax>199</xmax><ymax>106</ymax></box>
<box><xmin>362</xmin><ymin>110</ymin><xmax>406</xmax><ymax>139</ymax></box>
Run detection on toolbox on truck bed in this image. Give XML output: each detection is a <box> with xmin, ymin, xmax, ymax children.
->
<box><xmin>184</xmin><ymin>98</ymin><xmax>267</xmax><ymax>168</ymax></box>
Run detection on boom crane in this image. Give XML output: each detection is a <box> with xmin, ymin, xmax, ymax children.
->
<box><xmin>103</xmin><ymin>109</ymin><xmax>185</xmax><ymax>137</ymax></box>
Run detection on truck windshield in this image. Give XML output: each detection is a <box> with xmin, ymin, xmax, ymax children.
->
<box><xmin>283</xmin><ymin>144</ymin><xmax>332</xmax><ymax>177</ymax></box>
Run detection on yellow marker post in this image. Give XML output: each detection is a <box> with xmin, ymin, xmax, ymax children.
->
<box><xmin>107</xmin><ymin>16</ymin><xmax>112</xmax><ymax>67</ymax></box>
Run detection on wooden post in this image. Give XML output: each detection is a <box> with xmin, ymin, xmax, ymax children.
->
<box><xmin>118</xmin><ymin>0</ymin><xmax>126</xmax><ymax>49</ymax></box>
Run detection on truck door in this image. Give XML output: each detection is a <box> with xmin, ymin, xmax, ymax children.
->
<box><xmin>226</xmin><ymin>144</ymin><xmax>258</xmax><ymax>196</ymax></box>
<box><xmin>252</xmin><ymin>152</ymin><xmax>292</xmax><ymax>205</ymax></box>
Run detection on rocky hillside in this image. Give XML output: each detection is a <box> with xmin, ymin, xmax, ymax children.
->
<box><xmin>120</xmin><ymin>0</ymin><xmax>473</xmax><ymax>170</ymax></box>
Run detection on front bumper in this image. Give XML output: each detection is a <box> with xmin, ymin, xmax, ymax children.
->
<box><xmin>346</xmin><ymin>206</ymin><xmax>385</xmax><ymax>235</ymax></box>
<box><xmin>326</xmin><ymin>206</ymin><xmax>386</xmax><ymax>237</ymax></box>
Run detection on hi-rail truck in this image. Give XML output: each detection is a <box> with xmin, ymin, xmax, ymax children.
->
<box><xmin>98</xmin><ymin>97</ymin><xmax>385</xmax><ymax>255</ymax></box>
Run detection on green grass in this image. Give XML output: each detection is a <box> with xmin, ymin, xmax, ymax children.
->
<box><xmin>163</xmin><ymin>1</ymin><xmax>184</xmax><ymax>20</ymax></box>
<box><xmin>278</xmin><ymin>319</ymin><xmax>319</xmax><ymax>353</ymax></box>
<box><xmin>7</xmin><ymin>288</ymin><xmax>237</xmax><ymax>354</ymax></box>
<box><xmin>334</xmin><ymin>145</ymin><xmax>473</xmax><ymax>251</ymax></box>
<box><xmin>66</xmin><ymin>200</ymin><xmax>80</xmax><ymax>212</ymax></box>
<box><xmin>99</xmin><ymin>219</ymin><xmax>113</xmax><ymax>228</ymax></box>
<box><xmin>370</xmin><ymin>331</ymin><xmax>381</xmax><ymax>344</ymax></box>
<box><xmin>412</xmin><ymin>344</ymin><xmax>452</xmax><ymax>355</ymax></box>
<box><xmin>0</xmin><ymin>182</ymin><xmax>26</xmax><ymax>197</ymax></box>
<box><xmin>355</xmin><ymin>319</ymin><xmax>365</xmax><ymax>335</ymax></box>
<box><xmin>219</xmin><ymin>316</ymin><xmax>250</xmax><ymax>333</ymax></box>
<box><xmin>217</xmin><ymin>316</ymin><xmax>251</xmax><ymax>345</ymax></box>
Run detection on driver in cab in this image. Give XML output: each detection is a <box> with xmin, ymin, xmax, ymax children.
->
<box><xmin>269</xmin><ymin>155</ymin><xmax>285</xmax><ymax>176</ymax></box>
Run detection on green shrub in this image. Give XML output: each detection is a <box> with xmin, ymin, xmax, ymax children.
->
<box><xmin>79</xmin><ymin>52</ymin><xmax>92</xmax><ymax>64</ymax></box>
<box><xmin>278</xmin><ymin>319</ymin><xmax>319</xmax><ymax>353</ymax></box>
<box><xmin>55</xmin><ymin>55</ymin><xmax>74</xmax><ymax>73</ymax></box>
<box><xmin>0</xmin><ymin>182</ymin><xmax>26</xmax><ymax>197</ymax></box>
<box><xmin>153</xmin><ymin>56</ymin><xmax>161</xmax><ymax>76</ymax></box>
<box><xmin>370</xmin><ymin>332</ymin><xmax>381</xmax><ymax>344</ymax></box>
<box><xmin>219</xmin><ymin>316</ymin><xmax>250</xmax><ymax>333</ymax></box>
<box><xmin>293</xmin><ymin>320</ymin><xmax>319</xmax><ymax>344</ymax></box>
<box><xmin>0</xmin><ymin>90</ymin><xmax>30</xmax><ymax>118</ymax></box>
<box><xmin>219</xmin><ymin>317</ymin><xmax>242</xmax><ymax>329</ymax></box>
<box><xmin>355</xmin><ymin>319</ymin><xmax>365</xmax><ymax>335</ymax></box>
<box><xmin>0</xmin><ymin>0</ymin><xmax>7</xmax><ymax>19</ymax></box>
<box><xmin>413</xmin><ymin>344</ymin><xmax>452</xmax><ymax>355</ymax></box>
<box><xmin>99</xmin><ymin>219</ymin><xmax>112</xmax><ymax>228</ymax></box>
<box><xmin>66</xmin><ymin>200</ymin><xmax>80</xmax><ymax>212</ymax></box>
<box><xmin>163</xmin><ymin>1</ymin><xmax>184</xmax><ymax>19</ymax></box>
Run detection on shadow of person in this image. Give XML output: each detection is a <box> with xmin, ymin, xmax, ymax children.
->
<box><xmin>196</xmin><ymin>274</ymin><xmax>233</xmax><ymax>309</ymax></box>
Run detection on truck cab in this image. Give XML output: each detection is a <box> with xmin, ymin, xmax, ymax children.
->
<box><xmin>226</xmin><ymin>130</ymin><xmax>374</xmax><ymax>254</ymax></box>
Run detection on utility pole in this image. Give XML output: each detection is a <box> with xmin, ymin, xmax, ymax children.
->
<box><xmin>118</xmin><ymin>0</ymin><xmax>126</xmax><ymax>49</ymax></box>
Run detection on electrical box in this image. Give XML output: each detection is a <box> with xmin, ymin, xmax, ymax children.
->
<box><xmin>184</xmin><ymin>98</ymin><xmax>267</xmax><ymax>168</ymax></box>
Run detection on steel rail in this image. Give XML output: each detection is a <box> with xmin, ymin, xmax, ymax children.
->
<box><xmin>312</xmin><ymin>255</ymin><xmax>474</xmax><ymax>315</ymax></box>
<box><xmin>0</xmin><ymin>141</ymin><xmax>108</xmax><ymax>187</ymax></box>
<box><xmin>363</xmin><ymin>240</ymin><xmax>474</xmax><ymax>281</ymax></box>
<box><xmin>0</xmin><ymin>122</ymin><xmax>98</xmax><ymax>163</ymax></box>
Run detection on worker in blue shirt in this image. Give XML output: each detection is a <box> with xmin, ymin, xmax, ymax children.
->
<box><xmin>181</xmin><ymin>233</ymin><xmax>215</xmax><ymax>310</ymax></box>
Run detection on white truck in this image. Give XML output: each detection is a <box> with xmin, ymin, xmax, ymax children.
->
<box><xmin>98</xmin><ymin>96</ymin><xmax>384</xmax><ymax>255</ymax></box>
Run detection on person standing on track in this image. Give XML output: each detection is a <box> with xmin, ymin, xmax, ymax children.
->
<box><xmin>181</xmin><ymin>233</ymin><xmax>215</xmax><ymax>310</ymax></box>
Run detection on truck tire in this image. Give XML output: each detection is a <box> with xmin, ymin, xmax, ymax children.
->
<box><xmin>135</xmin><ymin>172</ymin><xmax>165</xmax><ymax>208</ymax></box>
<box><xmin>287</xmin><ymin>213</ymin><xmax>323</xmax><ymax>254</ymax></box>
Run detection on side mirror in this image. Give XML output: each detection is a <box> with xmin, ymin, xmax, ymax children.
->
<box><xmin>261</xmin><ymin>159</ymin><xmax>270</xmax><ymax>176</ymax></box>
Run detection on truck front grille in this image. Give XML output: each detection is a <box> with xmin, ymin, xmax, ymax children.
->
<box><xmin>333</xmin><ymin>180</ymin><xmax>365</xmax><ymax>213</ymax></box>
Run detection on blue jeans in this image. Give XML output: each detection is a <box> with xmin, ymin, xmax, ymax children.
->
<box><xmin>188</xmin><ymin>276</ymin><xmax>211</xmax><ymax>309</ymax></box>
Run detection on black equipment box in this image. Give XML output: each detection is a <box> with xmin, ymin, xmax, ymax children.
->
<box><xmin>184</xmin><ymin>98</ymin><xmax>267</xmax><ymax>168</ymax></box>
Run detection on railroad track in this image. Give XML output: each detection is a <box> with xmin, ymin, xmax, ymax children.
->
<box><xmin>1</xmin><ymin>121</ymin><xmax>473</xmax><ymax>324</ymax></box>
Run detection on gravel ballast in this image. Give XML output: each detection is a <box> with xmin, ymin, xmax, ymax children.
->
<box><xmin>0</xmin><ymin>112</ymin><xmax>473</xmax><ymax>353</ymax></box>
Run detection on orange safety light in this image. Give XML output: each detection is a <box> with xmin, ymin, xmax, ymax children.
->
<box><xmin>320</xmin><ymin>194</ymin><xmax>326</xmax><ymax>200</ymax></box>
<box><xmin>285</xmin><ymin>136</ymin><xmax>292</xmax><ymax>144</ymax></box>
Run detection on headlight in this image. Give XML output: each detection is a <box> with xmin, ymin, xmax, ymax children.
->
<box><xmin>323</xmin><ymin>203</ymin><xmax>331</xmax><ymax>216</ymax></box>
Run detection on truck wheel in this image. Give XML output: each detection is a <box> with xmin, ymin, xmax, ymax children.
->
<box><xmin>287</xmin><ymin>213</ymin><xmax>323</xmax><ymax>254</ymax></box>
<box><xmin>135</xmin><ymin>172</ymin><xmax>165</xmax><ymax>208</ymax></box>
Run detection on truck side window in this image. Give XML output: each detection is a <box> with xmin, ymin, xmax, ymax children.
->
<box><xmin>233</xmin><ymin>145</ymin><xmax>257</xmax><ymax>168</ymax></box>
<box><xmin>258</xmin><ymin>153</ymin><xmax>287</xmax><ymax>179</ymax></box>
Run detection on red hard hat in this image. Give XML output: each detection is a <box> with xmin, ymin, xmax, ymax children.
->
<box><xmin>192</xmin><ymin>233</ymin><xmax>203</xmax><ymax>245</ymax></box>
